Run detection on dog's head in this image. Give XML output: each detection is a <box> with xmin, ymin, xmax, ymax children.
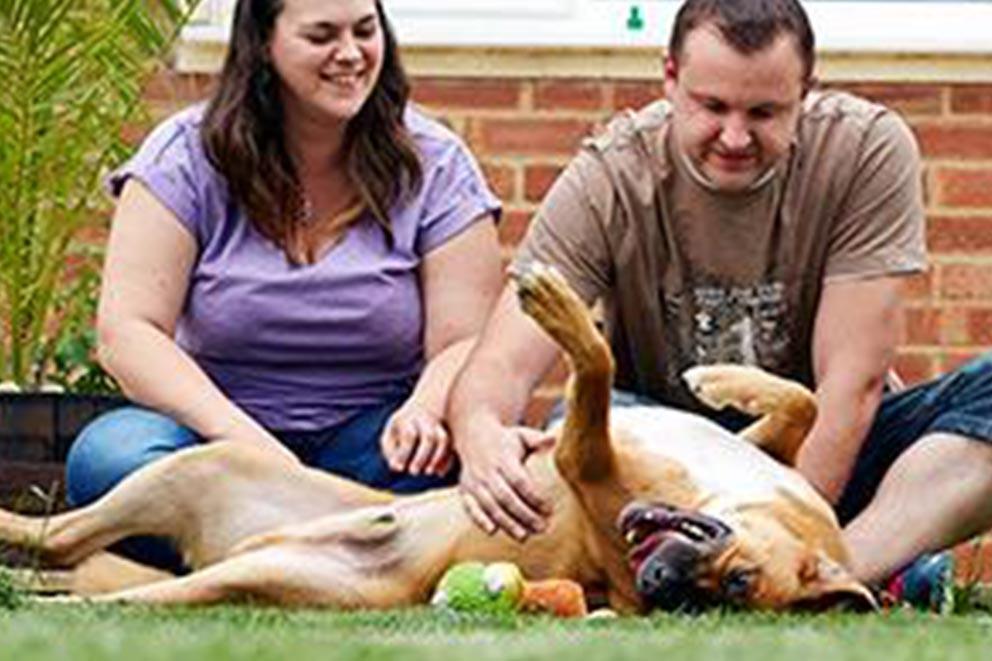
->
<box><xmin>618</xmin><ymin>501</ymin><xmax>876</xmax><ymax>613</ymax></box>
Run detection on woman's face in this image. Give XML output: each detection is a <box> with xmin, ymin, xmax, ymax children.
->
<box><xmin>268</xmin><ymin>0</ymin><xmax>385</xmax><ymax>127</ymax></box>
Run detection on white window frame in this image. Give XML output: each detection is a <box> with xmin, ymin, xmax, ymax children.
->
<box><xmin>182</xmin><ymin>1</ymin><xmax>992</xmax><ymax>55</ymax></box>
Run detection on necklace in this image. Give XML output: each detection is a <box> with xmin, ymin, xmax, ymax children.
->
<box><xmin>294</xmin><ymin>192</ymin><xmax>315</xmax><ymax>226</ymax></box>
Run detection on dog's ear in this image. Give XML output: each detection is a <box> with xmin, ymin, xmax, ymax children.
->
<box><xmin>792</xmin><ymin>552</ymin><xmax>878</xmax><ymax>612</ymax></box>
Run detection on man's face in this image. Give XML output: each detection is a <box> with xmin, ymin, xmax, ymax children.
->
<box><xmin>664</xmin><ymin>24</ymin><xmax>807</xmax><ymax>193</ymax></box>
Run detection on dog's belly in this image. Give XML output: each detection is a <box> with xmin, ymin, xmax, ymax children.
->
<box><xmin>609</xmin><ymin>406</ymin><xmax>818</xmax><ymax>505</ymax></box>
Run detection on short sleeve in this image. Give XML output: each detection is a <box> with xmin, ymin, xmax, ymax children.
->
<box><xmin>416</xmin><ymin>138</ymin><xmax>502</xmax><ymax>256</ymax></box>
<box><xmin>106</xmin><ymin>108</ymin><xmax>206</xmax><ymax>242</ymax></box>
<box><xmin>824</xmin><ymin>111</ymin><xmax>928</xmax><ymax>281</ymax></box>
<box><xmin>513</xmin><ymin>150</ymin><xmax>613</xmax><ymax>304</ymax></box>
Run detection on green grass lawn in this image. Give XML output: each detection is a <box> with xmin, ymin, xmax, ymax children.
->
<box><xmin>1</xmin><ymin>604</ymin><xmax>991</xmax><ymax>661</ymax></box>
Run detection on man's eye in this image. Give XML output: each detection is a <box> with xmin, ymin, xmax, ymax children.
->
<box><xmin>702</xmin><ymin>100</ymin><xmax>727</xmax><ymax>114</ymax></box>
<box><xmin>749</xmin><ymin>107</ymin><xmax>776</xmax><ymax>120</ymax></box>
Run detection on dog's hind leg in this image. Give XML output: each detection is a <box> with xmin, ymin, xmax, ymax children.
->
<box><xmin>0</xmin><ymin>442</ymin><xmax>390</xmax><ymax>569</ymax></box>
<box><xmin>6</xmin><ymin>552</ymin><xmax>172</xmax><ymax>596</ymax></box>
<box><xmin>86</xmin><ymin>507</ymin><xmax>416</xmax><ymax>609</ymax></box>
<box><xmin>682</xmin><ymin>365</ymin><xmax>817</xmax><ymax>466</ymax></box>
<box><xmin>513</xmin><ymin>262</ymin><xmax>616</xmax><ymax>483</ymax></box>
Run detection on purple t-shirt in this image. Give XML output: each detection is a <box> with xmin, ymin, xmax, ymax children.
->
<box><xmin>109</xmin><ymin>104</ymin><xmax>500</xmax><ymax>431</ymax></box>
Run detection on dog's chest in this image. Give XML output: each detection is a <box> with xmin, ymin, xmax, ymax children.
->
<box><xmin>610</xmin><ymin>406</ymin><xmax>813</xmax><ymax>502</ymax></box>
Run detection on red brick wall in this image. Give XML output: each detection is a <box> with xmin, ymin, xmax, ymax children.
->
<box><xmin>144</xmin><ymin>73</ymin><xmax>992</xmax><ymax>396</ymax></box>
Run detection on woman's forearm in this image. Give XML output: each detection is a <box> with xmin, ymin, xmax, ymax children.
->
<box><xmin>97</xmin><ymin>318</ymin><xmax>288</xmax><ymax>455</ymax></box>
<box><xmin>406</xmin><ymin>338</ymin><xmax>478</xmax><ymax>418</ymax></box>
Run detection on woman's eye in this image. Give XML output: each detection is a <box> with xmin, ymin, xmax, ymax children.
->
<box><xmin>305</xmin><ymin>32</ymin><xmax>332</xmax><ymax>45</ymax></box>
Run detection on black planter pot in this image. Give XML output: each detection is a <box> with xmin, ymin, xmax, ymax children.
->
<box><xmin>0</xmin><ymin>392</ymin><xmax>126</xmax><ymax>462</ymax></box>
<box><xmin>0</xmin><ymin>393</ymin><xmax>126</xmax><ymax>512</ymax></box>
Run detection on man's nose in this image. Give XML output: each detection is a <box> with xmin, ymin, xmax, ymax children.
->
<box><xmin>719</xmin><ymin>115</ymin><xmax>753</xmax><ymax>151</ymax></box>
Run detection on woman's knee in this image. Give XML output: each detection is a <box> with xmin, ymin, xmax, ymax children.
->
<box><xmin>65</xmin><ymin>407</ymin><xmax>198</xmax><ymax>506</ymax></box>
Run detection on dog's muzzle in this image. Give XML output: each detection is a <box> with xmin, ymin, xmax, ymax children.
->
<box><xmin>618</xmin><ymin>502</ymin><xmax>735</xmax><ymax>612</ymax></box>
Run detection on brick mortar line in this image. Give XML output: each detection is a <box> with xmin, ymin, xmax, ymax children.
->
<box><xmin>439</xmin><ymin>108</ymin><xmax>616</xmax><ymax>120</ymax></box>
<box><xmin>899</xmin><ymin>346</ymin><xmax>992</xmax><ymax>353</ymax></box>
<box><xmin>482</xmin><ymin>156</ymin><xmax>573</xmax><ymax>167</ymax></box>
<box><xmin>925</xmin><ymin>209</ymin><xmax>992</xmax><ymax>218</ymax></box>
<box><xmin>928</xmin><ymin>206</ymin><xmax>992</xmax><ymax>215</ymax></box>
<box><xmin>925</xmin><ymin>161</ymin><xmax>992</xmax><ymax>170</ymax></box>
<box><xmin>904</xmin><ymin>302</ymin><xmax>992</xmax><ymax>309</ymax></box>
<box><xmin>930</xmin><ymin>256</ymin><xmax>992</xmax><ymax>266</ymax></box>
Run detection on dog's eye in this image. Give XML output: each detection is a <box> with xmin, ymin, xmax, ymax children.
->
<box><xmin>720</xmin><ymin>568</ymin><xmax>754</xmax><ymax>600</ymax></box>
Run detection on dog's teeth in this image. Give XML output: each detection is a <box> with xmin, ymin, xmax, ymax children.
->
<box><xmin>626</xmin><ymin>529</ymin><xmax>638</xmax><ymax>545</ymax></box>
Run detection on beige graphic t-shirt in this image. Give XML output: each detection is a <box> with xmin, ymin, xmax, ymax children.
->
<box><xmin>516</xmin><ymin>91</ymin><xmax>927</xmax><ymax>412</ymax></box>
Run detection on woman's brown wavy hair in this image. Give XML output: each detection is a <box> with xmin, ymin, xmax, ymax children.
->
<box><xmin>201</xmin><ymin>0</ymin><xmax>422</xmax><ymax>263</ymax></box>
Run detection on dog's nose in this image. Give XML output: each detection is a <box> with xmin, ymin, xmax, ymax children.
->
<box><xmin>635</xmin><ymin>537</ymin><xmax>708</xmax><ymax>612</ymax></box>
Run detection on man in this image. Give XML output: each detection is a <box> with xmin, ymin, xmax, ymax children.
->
<box><xmin>448</xmin><ymin>0</ymin><xmax>992</xmax><ymax>609</ymax></box>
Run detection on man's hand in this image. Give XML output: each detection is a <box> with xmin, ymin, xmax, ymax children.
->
<box><xmin>380</xmin><ymin>401</ymin><xmax>454</xmax><ymax>477</ymax></box>
<box><xmin>457</xmin><ymin>423</ymin><xmax>555</xmax><ymax>541</ymax></box>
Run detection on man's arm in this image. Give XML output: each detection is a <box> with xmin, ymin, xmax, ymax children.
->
<box><xmin>796</xmin><ymin>275</ymin><xmax>904</xmax><ymax>504</ymax></box>
<box><xmin>447</xmin><ymin>285</ymin><xmax>562</xmax><ymax>540</ymax></box>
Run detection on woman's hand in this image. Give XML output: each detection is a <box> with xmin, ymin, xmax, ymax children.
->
<box><xmin>380</xmin><ymin>400</ymin><xmax>454</xmax><ymax>477</ymax></box>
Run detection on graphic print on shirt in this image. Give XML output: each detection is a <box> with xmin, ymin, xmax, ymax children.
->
<box><xmin>662</xmin><ymin>278</ymin><xmax>794</xmax><ymax>400</ymax></box>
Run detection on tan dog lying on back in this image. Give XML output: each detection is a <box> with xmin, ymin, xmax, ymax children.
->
<box><xmin>0</xmin><ymin>262</ymin><xmax>874</xmax><ymax>612</ymax></box>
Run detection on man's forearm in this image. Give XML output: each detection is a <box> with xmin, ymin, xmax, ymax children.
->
<box><xmin>448</xmin><ymin>348</ymin><xmax>535</xmax><ymax>442</ymax></box>
<box><xmin>796</xmin><ymin>376</ymin><xmax>884</xmax><ymax>504</ymax></box>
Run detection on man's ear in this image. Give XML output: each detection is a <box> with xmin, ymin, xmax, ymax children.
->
<box><xmin>663</xmin><ymin>56</ymin><xmax>679</xmax><ymax>98</ymax></box>
<box><xmin>793</xmin><ymin>552</ymin><xmax>878</xmax><ymax>612</ymax></box>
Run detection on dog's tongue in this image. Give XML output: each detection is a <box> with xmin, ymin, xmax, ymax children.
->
<box><xmin>627</xmin><ymin>530</ymin><xmax>668</xmax><ymax>570</ymax></box>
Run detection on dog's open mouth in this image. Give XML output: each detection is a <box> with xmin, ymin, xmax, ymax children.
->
<box><xmin>617</xmin><ymin>502</ymin><xmax>735</xmax><ymax>611</ymax></box>
<box><xmin>618</xmin><ymin>502</ymin><xmax>733</xmax><ymax>569</ymax></box>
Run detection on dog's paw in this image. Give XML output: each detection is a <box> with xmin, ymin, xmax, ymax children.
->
<box><xmin>682</xmin><ymin>364</ymin><xmax>766</xmax><ymax>412</ymax></box>
<box><xmin>683</xmin><ymin>365</ymin><xmax>812</xmax><ymax>419</ymax></box>
<box><xmin>510</xmin><ymin>260</ymin><xmax>569</xmax><ymax>304</ymax></box>
<box><xmin>510</xmin><ymin>261</ymin><xmax>581</xmax><ymax>327</ymax></box>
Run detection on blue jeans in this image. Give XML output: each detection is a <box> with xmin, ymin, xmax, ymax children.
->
<box><xmin>65</xmin><ymin>398</ymin><xmax>457</xmax><ymax>572</ymax></box>
<box><xmin>549</xmin><ymin>353</ymin><xmax>992</xmax><ymax>527</ymax></box>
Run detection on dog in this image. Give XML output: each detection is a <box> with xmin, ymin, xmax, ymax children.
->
<box><xmin>0</xmin><ymin>262</ymin><xmax>874</xmax><ymax>613</ymax></box>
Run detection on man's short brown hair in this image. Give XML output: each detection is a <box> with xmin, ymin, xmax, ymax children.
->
<box><xmin>668</xmin><ymin>0</ymin><xmax>816</xmax><ymax>81</ymax></box>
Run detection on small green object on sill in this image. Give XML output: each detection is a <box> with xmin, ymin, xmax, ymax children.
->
<box><xmin>627</xmin><ymin>5</ymin><xmax>645</xmax><ymax>31</ymax></box>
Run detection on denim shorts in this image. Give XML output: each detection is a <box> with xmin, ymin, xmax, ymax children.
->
<box><xmin>835</xmin><ymin>352</ymin><xmax>992</xmax><ymax>524</ymax></box>
<box><xmin>551</xmin><ymin>352</ymin><xmax>992</xmax><ymax>527</ymax></box>
<box><xmin>65</xmin><ymin>397</ymin><xmax>458</xmax><ymax>571</ymax></box>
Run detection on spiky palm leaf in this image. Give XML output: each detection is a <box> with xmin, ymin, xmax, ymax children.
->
<box><xmin>0</xmin><ymin>0</ymin><xmax>199</xmax><ymax>386</ymax></box>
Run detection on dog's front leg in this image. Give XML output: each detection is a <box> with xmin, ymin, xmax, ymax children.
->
<box><xmin>513</xmin><ymin>263</ymin><xmax>616</xmax><ymax>483</ymax></box>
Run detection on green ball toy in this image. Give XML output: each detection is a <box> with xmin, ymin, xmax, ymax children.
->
<box><xmin>430</xmin><ymin>561</ymin><xmax>525</xmax><ymax>615</ymax></box>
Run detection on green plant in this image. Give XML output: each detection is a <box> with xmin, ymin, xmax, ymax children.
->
<box><xmin>0</xmin><ymin>0</ymin><xmax>200</xmax><ymax>389</ymax></box>
<box><xmin>45</xmin><ymin>245</ymin><xmax>119</xmax><ymax>394</ymax></box>
<box><xmin>0</xmin><ymin>566</ymin><xmax>26</xmax><ymax>610</ymax></box>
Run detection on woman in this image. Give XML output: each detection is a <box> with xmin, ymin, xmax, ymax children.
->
<box><xmin>67</xmin><ymin>0</ymin><xmax>502</xmax><ymax>568</ymax></box>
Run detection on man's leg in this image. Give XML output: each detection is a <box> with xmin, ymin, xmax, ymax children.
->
<box><xmin>843</xmin><ymin>433</ymin><xmax>992</xmax><ymax>584</ymax></box>
<box><xmin>835</xmin><ymin>353</ymin><xmax>992</xmax><ymax>586</ymax></box>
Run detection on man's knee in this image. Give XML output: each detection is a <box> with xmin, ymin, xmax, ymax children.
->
<box><xmin>65</xmin><ymin>407</ymin><xmax>197</xmax><ymax>506</ymax></box>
